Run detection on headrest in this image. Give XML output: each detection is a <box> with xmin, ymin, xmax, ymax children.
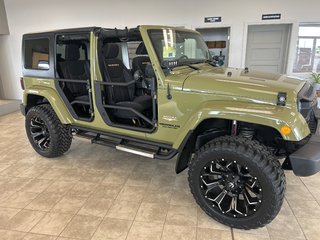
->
<box><xmin>103</xmin><ymin>43</ymin><xmax>119</xmax><ymax>59</ymax></box>
<box><xmin>136</xmin><ymin>42</ymin><xmax>147</xmax><ymax>55</ymax></box>
<box><xmin>65</xmin><ymin>44</ymin><xmax>80</xmax><ymax>61</ymax></box>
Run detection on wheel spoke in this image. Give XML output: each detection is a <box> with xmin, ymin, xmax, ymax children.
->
<box><xmin>32</xmin><ymin>119</ymin><xmax>44</xmax><ymax>126</ymax></box>
<box><xmin>31</xmin><ymin>132</ymin><xmax>43</xmax><ymax>138</ymax></box>
<box><xmin>243</xmin><ymin>188</ymin><xmax>259</xmax><ymax>205</ymax></box>
<box><xmin>204</xmin><ymin>179</ymin><xmax>223</xmax><ymax>194</ymax></box>
<box><xmin>213</xmin><ymin>189</ymin><xmax>228</xmax><ymax>205</ymax></box>
<box><xmin>246</xmin><ymin>180</ymin><xmax>257</xmax><ymax>189</ymax></box>
<box><xmin>37</xmin><ymin>136</ymin><xmax>46</xmax><ymax>146</ymax></box>
<box><xmin>226</xmin><ymin>195</ymin><xmax>237</xmax><ymax>213</ymax></box>
<box><xmin>30</xmin><ymin>116</ymin><xmax>50</xmax><ymax>151</ymax></box>
<box><xmin>209</xmin><ymin>165</ymin><xmax>225</xmax><ymax>175</ymax></box>
<box><xmin>236</xmin><ymin>164</ymin><xmax>242</xmax><ymax>174</ymax></box>
<box><xmin>216</xmin><ymin>162</ymin><xmax>228</xmax><ymax>172</ymax></box>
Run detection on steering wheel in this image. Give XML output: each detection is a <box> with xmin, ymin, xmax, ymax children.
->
<box><xmin>133</xmin><ymin>70</ymin><xmax>149</xmax><ymax>89</ymax></box>
<box><xmin>179</xmin><ymin>55</ymin><xmax>189</xmax><ymax>60</ymax></box>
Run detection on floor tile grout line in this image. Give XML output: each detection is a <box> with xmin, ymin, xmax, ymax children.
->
<box><xmin>285</xmin><ymin>197</ymin><xmax>308</xmax><ymax>240</ymax></box>
<box><xmin>25</xmin><ymin>168</ymin><xmax>84</xmax><ymax>236</ymax></box>
<box><xmin>3</xmin><ymin>163</ymin><xmax>108</xmax><ymax>237</ymax></box>
<box><xmin>231</xmin><ymin>227</ymin><xmax>235</xmax><ymax>240</ymax></box>
<box><xmin>124</xmin><ymin>176</ymin><xmax>166</xmax><ymax>240</ymax></box>
<box><xmin>124</xmin><ymin>200</ymin><xmax>142</xmax><ymax>238</ymax></box>
<box><xmin>87</xmin><ymin>198</ymin><xmax>116</xmax><ymax>240</ymax></box>
<box><xmin>0</xmin><ymin>180</ymin><xmax>46</xmax><ymax>232</ymax></box>
<box><xmin>89</xmin><ymin>177</ymin><xmax>127</xmax><ymax>240</ymax></box>
<box><xmin>53</xmin><ymin>174</ymin><xmax>103</xmax><ymax>239</ymax></box>
<box><xmin>159</xmin><ymin>184</ymin><xmax>173</xmax><ymax>240</ymax></box>
<box><xmin>0</xmin><ymin>228</ymin><xmax>28</xmax><ymax>238</ymax></box>
<box><xmin>195</xmin><ymin>207</ymin><xmax>199</xmax><ymax>240</ymax></box>
<box><xmin>299</xmin><ymin>176</ymin><xmax>320</xmax><ymax>207</ymax></box>
<box><xmin>0</xmin><ymin>228</ymin><xmax>58</xmax><ymax>239</ymax></box>
<box><xmin>53</xmin><ymin>166</ymin><xmax>123</xmax><ymax>239</ymax></box>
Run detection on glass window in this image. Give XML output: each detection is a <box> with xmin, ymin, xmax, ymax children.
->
<box><xmin>55</xmin><ymin>34</ymin><xmax>90</xmax><ymax>78</ymax></box>
<box><xmin>148</xmin><ymin>29</ymin><xmax>210</xmax><ymax>67</ymax></box>
<box><xmin>293</xmin><ymin>25</ymin><xmax>320</xmax><ymax>73</ymax></box>
<box><xmin>24</xmin><ymin>38</ymin><xmax>50</xmax><ymax>70</ymax></box>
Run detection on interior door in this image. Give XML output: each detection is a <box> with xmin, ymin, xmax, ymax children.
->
<box><xmin>245</xmin><ymin>24</ymin><xmax>291</xmax><ymax>74</ymax></box>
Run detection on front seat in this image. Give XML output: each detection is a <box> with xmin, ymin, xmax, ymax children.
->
<box><xmin>102</xmin><ymin>43</ymin><xmax>152</xmax><ymax>119</ymax></box>
<box><xmin>132</xmin><ymin>42</ymin><xmax>151</xmax><ymax>75</ymax></box>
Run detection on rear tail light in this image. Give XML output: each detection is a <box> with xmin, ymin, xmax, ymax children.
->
<box><xmin>20</xmin><ymin>77</ymin><xmax>24</xmax><ymax>90</ymax></box>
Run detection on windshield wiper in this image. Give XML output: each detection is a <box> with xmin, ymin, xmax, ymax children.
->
<box><xmin>204</xmin><ymin>60</ymin><xmax>218</xmax><ymax>67</ymax></box>
<box><xmin>162</xmin><ymin>61</ymin><xmax>201</xmax><ymax>71</ymax></box>
<box><xmin>183</xmin><ymin>64</ymin><xmax>200</xmax><ymax>70</ymax></box>
<box><xmin>174</xmin><ymin>62</ymin><xmax>200</xmax><ymax>70</ymax></box>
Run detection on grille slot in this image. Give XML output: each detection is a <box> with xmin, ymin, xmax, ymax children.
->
<box><xmin>308</xmin><ymin>111</ymin><xmax>317</xmax><ymax>134</ymax></box>
<box><xmin>298</xmin><ymin>83</ymin><xmax>318</xmax><ymax>134</ymax></box>
<box><xmin>305</xmin><ymin>84</ymin><xmax>314</xmax><ymax>98</ymax></box>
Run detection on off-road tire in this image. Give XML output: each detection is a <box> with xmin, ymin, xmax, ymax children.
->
<box><xmin>188</xmin><ymin>136</ymin><xmax>286</xmax><ymax>229</ymax></box>
<box><xmin>25</xmin><ymin>104</ymin><xmax>72</xmax><ymax>158</ymax></box>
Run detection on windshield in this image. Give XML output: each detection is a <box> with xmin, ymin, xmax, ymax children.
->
<box><xmin>148</xmin><ymin>29</ymin><xmax>211</xmax><ymax>68</ymax></box>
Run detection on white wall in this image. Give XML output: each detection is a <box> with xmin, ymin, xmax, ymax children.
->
<box><xmin>0</xmin><ymin>0</ymin><xmax>319</xmax><ymax>100</ymax></box>
<box><xmin>0</xmin><ymin>0</ymin><xmax>9</xmax><ymax>35</ymax></box>
<box><xmin>0</xmin><ymin>0</ymin><xmax>9</xmax><ymax>98</ymax></box>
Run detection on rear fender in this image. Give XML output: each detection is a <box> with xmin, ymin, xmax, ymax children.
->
<box><xmin>23</xmin><ymin>87</ymin><xmax>73</xmax><ymax>124</ymax></box>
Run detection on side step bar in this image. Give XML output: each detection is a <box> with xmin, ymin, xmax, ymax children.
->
<box><xmin>73</xmin><ymin>129</ymin><xmax>177</xmax><ymax>160</ymax></box>
<box><xmin>116</xmin><ymin>145</ymin><xmax>155</xmax><ymax>158</ymax></box>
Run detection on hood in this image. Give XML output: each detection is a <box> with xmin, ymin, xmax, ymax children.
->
<box><xmin>180</xmin><ymin>66</ymin><xmax>306</xmax><ymax>106</ymax></box>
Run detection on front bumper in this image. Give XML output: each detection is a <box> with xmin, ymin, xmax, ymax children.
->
<box><xmin>289</xmin><ymin>106</ymin><xmax>320</xmax><ymax>176</ymax></box>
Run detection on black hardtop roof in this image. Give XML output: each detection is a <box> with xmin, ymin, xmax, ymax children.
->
<box><xmin>23</xmin><ymin>26</ymin><xmax>140</xmax><ymax>37</ymax></box>
<box><xmin>23</xmin><ymin>27</ymin><xmax>99</xmax><ymax>37</ymax></box>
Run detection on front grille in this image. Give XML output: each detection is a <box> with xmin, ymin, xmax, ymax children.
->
<box><xmin>305</xmin><ymin>84</ymin><xmax>314</xmax><ymax>98</ymax></box>
<box><xmin>308</xmin><ymin>111</ymin><xmax>317</xmax><ymax>134</ymax></box>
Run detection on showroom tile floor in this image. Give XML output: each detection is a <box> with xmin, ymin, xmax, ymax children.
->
<box><xmin>0</xmin><ymin>111</ymin><xmax>320</xmax><ymax>240</ymax></box>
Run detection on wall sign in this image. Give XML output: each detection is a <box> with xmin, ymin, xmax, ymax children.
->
<box><xmin>262</xmin><ymin>14</ymin><xmax>281</xmax><ymax>20</ymax></box>
<box><xmin>205</xmin><ymin>17</ymin><xmax>222</xmax><ymax>23</ymax></box>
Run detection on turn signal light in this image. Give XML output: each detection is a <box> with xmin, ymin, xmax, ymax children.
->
<box><xmin>280</xmin><ymin>125</ymin><xmax>291</xmax><ymax>135</ymax></box>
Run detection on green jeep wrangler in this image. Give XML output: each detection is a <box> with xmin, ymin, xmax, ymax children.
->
<box><xmin>20</xmin><ymin>25</ymin><xmax>320</xmax><ymax>229</ymax></box>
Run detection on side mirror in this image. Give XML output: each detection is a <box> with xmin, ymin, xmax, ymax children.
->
<box><xmin>37</xmin><ymin>60</ymin><xmax>49</xmax><ymax>70</ymax></box>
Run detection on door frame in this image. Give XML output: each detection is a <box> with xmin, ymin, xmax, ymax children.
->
<box><xmin>242</xmin><ymin>22</ymin><xmax>294</xmax><ymax>74</ymax></box>
<box><xmin>53</xmin><ymin>31</ymin><xmax>94</xmax><ymax>122</ymax></box>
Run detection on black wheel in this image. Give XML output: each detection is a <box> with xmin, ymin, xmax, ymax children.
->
<box><xmin>188</xmin><ymin>136</ymin><xmax>285</xmax><ymax>229</ymax></box>
<box><xmin>25</xmin><ymin>104</ymin><xmax>72</xmax><ymax>158</ymax></box>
